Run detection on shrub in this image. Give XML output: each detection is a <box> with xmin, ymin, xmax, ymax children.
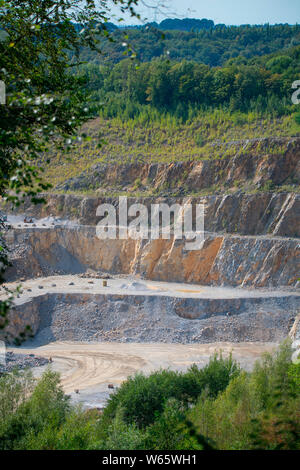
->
<box><xmin>185</xmin><ymin>351</ymin><xmax>241</xmax><ymax>398</ymax></box>
<box><xmin>295</xmin><ymin>111</ymin><xmax>300</xmax><ymax>125</ymax></box>
<box><xmin>189</xmin><ymin>372</ymin><xmax>258</xmax><ymax>449</ymax></box>
<box><xmin>102</xmin><ymin>352</ymin><xmax>240</xmax><ymax>429</ymax></box>
<box><xmin>0</xmin><ymin>369</ymin><xmax>70</xmax><ymax>450</ymax></box>
<box><xmin>102</xmin><ymin>408</ymin><xmax>145</xmax><ymax>450</ymax></box>
<box><xmin>189</xmin><ymin>341</ymin><xmax>300</xmax><ymax>450</ymax></box>
<box><xmin>145</xmin><ymin>398</ymin><xmax>204</xmax><ymax>450</ymax></box>
<box><xmin>102</xmin><ymin>369</ymin><xmax>193</xmax><ymax>429</ymax></box>
<box><xmin>0</xmin><ymin>368</ymin><xmax>35</xmax><ymax>423</ymax></box>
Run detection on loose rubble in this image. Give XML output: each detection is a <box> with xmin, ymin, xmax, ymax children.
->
<box><xmin>0</xmin><ymin>351</ymin><xmax>49</xmax><ymax>373</ymax></box>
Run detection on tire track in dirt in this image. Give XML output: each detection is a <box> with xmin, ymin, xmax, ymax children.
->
<box><xmin>10</xmin><ymin>341</ymin><xmax>278</xmax><ymax>394</ymax></box>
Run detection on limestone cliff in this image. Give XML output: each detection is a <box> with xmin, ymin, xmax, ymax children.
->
<box><xmin>9</xmin><ymin>192</ymin><xmax>300</xmax><ymax>237</ymax></box>
<box><xmin>3</xmin><ymin>291</ymin><xmax>299</xmax><ymax>344</ymax></box>
<box><xmin>5</xmin><ymin>225</ymin><xmax>299</xmax><ymax>287</ymax></box>
<box><xmin>4</xmin><ymin>189</ymin><xmax>299</xmax><ymax>288</ymax></box>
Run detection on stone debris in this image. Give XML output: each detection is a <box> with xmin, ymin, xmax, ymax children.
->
<box><xmin>79</xmin><ymin>269</ymin><xmax>112</xmax><ymax>280</ymax></box>
<box><xmin>0</xmin><ymin>351</ymin><xmax>49</xmax><ymax>373</ymax></box>
<box><xmin>14</xmin><ymin>290</ymin><xmax>299</xmax><ymax>346</ymax></box>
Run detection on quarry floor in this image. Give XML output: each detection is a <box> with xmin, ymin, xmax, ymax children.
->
<box><xmin>9</xmin><ymin>341</ymin><xmax>278</xmax><ymax>409</ymax></box>
<box><xmin>2</xmin><ymin>275</ymin><xmax>290</xmax><ymax>407</ymax></box>
<box><xmin>5</xmin><ymin>274</ymin><xmax>299</xmax><ymax>304</ymax></box>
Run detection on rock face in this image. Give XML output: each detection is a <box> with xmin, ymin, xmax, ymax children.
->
<box><xmin>4</xmin><ymin>191</ymin><xmax>299</xmax><ymax>287</ymax></box>
<box><xmin>53</xmin><ymin>137</ymin><xmax>300</xmax><ymax>194</ymax></box>
<box><xmin>3</xmin><ymin>292</ymin><xmax>300</xmax><ymax>345</ymax></box>
<box><xmin>6</xmin><ymin>192</ymin><xmax>300</xmax><ymax>237</ymax></box>
<box><xmin>5</xmin><ymin>226</ymin><xmax>300</xmax><ymax>287</ymax></box>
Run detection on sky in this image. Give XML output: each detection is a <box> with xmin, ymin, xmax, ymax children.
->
<box><xmin>110</xmin><ymin>0</ymin><xmax>300</xmax><ymax>26</ymax></box>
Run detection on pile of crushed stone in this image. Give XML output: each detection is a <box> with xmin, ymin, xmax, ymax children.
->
<box><xmin>22</xmin><ymin>293</ymin><xmax>299</xmax><ymax>346</ymax></box>
<box><xmin>78</xmin><ymin>269</ymin><xmax>112</xmax><ymax>280</ymax></box>
<box><xmin>0</xmin><ymin>351</ymin><xmax>49</xmax><ymax>373</ymax></box>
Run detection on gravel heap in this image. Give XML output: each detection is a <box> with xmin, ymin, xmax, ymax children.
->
<box><xmin>0</xmin><ymin>351</ymin><xmax>49</xmax><ymax>373</ymax></box>
<box><xmin>78</xmin><ymin>269</ymin><xmax>112</xmax><ymax>280</ymax></box>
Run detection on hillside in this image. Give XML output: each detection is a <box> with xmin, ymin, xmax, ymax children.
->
<box><xmin>37</xmin><ymin>41</ymin><xmax>300</xmax><ymax>196</ymax></box>
<box><xmin>40</xmin><ymin>114</ymin><xmax>300</xmax><ymax>195</ymax></box>
<box><xmin>79</xmin><ymin>21</ymin><xmax>300</xmax><ymax>66</ymax></box>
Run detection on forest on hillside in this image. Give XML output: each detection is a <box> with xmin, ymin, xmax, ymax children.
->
<box><xmin>79</xmin><ymin>22</ymin><xmax>300</xmax><ymax>66</ymax></box>
<box><xmin>41</xmin><ymin>37</ymin><xmax>300</xmax><ymax>190</ymax></box>
<box><xmin>77</xmin><ymin>45</ymin><xmax>300</xmax><ymax>121</ymax></box>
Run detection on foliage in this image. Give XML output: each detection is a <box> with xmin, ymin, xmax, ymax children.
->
<box><xmin>144</xmin><ymin>399</ymin><xmax>206</xmax><ymax>450</ymax></box>
<box><xmin>102</xmin><ymin>352</ymin><xmax>240</xmax><ymax>429</ymax></box>
<box><xmin>0</xmin><ymin>0</ymin><xmax>140</xmax><ymax>204</ymax></box>
<box><xmin>185</xmin><ymin>352</ymin><xmax>240</xmax><ymax>399</ymax></box>
<box><xmin>288</xmin><ymin>362</ymin><xmax>300</xmax><ymax>394</ymax></box>
<box><xmin>189</xmin><ymin>341</ymin><xmax>300</xmax><ymax>450</ymax></box>
<box><xmin>102</xmin><ymin>407</ymin><xmax>145</xmax><ymax>450</ymax></box>
<box><xmin>0</xmin><ymin>371</ymin><xmax>99</xmax><ymax>450</ymax></box>
<box><xmin>79</xmin><ymin>22</ymin><xmax>300</xmax><ymax>66</ymax></box>
<box><xmin>44</xmin><ymin>43</ymin><xmax>299</xmax><ymax>194</ymax></box>
<box><xmin>0</xmin><ymin>7</ymin><xmax>299</xmax><ymax>452</ymax></box>
<box><xmin>0</xmin><ymin>369</ymin><xmax>70</xmax><ymax>449</ymax></box>
<box><xmin>0</xmin><ymin>368</ymin><xmax>35</xmax><ymax>421</ymax></box>
<box><xmin>102</xmin><ymin>369</ymin><xmax>193</xmax><ymax>429</ymax></box>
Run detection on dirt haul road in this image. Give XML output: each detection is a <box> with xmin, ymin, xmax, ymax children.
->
<box><xmin>9</xmin><ymin>341</ymin><xmax>277</xmax><ymax>408</ymax></box>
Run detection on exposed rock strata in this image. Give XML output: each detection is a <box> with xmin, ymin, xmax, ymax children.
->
<box><xmin>5</xmin><ymin>226</ymin><xmax>300</xmax><ymax>287</ymax></box>
<box><xmin>5</xmin><ymin>192</ymin><xmax>300</xmax><ymax>237</ymax></box>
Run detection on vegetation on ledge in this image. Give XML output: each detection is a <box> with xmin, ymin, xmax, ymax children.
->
<box><xmin>39</xmin><ymin>112</ymin><xmax>300</xmax><ymax>193</ymax></box>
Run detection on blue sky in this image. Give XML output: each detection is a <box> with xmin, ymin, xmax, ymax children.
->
<box><xmin>111</xmin><ymin>0</ymin><xmax>300</xmax><ymax>26</ymax></box>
